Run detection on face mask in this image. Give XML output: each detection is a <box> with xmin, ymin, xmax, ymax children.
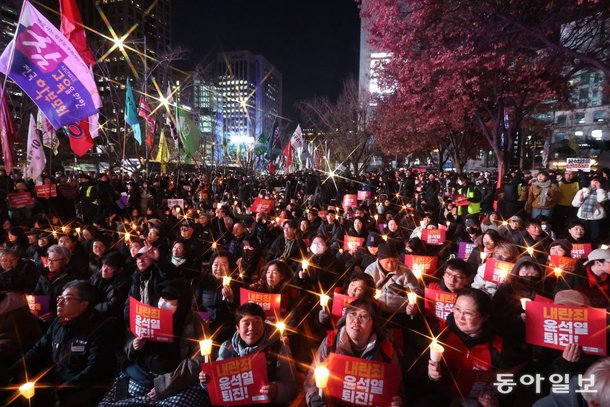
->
<box><xmin>310</xmin><ymin>244</ymin><xmax>325</xmax><ymax>255</ymax></box>
<box><xmin>465</xmin><ymin>227</ymin><xmax>477</xmax><ymax>235</ymax></box>
<box><xmin>519</xmin><ymin>275</ymin><xmax>537</xmax><ymax>285</ymax></box>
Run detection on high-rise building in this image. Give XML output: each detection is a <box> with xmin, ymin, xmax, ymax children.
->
<box><xmin>0</xmin><ymin>1</ymin><xmax>25</xmax><ymax>130</ymax></box>
<box><xmin>217</xmin><ymin>50</ymin><xmax>282</xmax><ymax>145</ymax></box>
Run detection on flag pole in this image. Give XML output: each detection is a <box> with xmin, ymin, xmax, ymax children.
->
<box><xmin>143</xmin><ymin>36</ymin><xmax>149</xmax><ymax>180</ymax></box>
<box><xmin>0</xmin><ymin>0</ymin><xmax>26</xmax><ymax>105</ymax></box>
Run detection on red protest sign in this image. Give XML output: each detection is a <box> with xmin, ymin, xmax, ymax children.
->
<box><xmin>571</xmin><ymin>243</ymin><xmax>592</xmax><ymax>260</ymax></box>
<box><xmin>342</xmin><ymin>194</ymin><xmax>358</xmax><ymax>209</ymax></box>
<box><xmin>35</xmin><ymin>184</ymin><xmax>57</xmax><ymax>198</ymax></box>
<box><xmin>250</xmin><ymin>198</ymin><xmax>275</xmax><ymax>214</ymax></box>
<box><xmin>129</xmin><ymin>297</ymin><xmax>174</xmax><ymax>342</ymax></box>
<box><xmin>25</xmin><ymin>294</ymin><xmax>50</xmax><ymax>317</ymax></box>
<box><xmin>483</xmin><ymin>258</ymin><xmax>514</xmax><ymax>284</ymax></box>
<box><xmin>404</xmin><ymin>254</ymin><xmax>438</xmax><ymax>276</ymax></box>
<box><xmin>546</xmin><ymin>256</ymin><xmax>577</xmax><ymax>277</ymax></box>
<box><xmin>202</xmin><ymin>352</ymin><xmax>269</xmax><ymax>406</ymax></box>
<box><xmin>325</xmin><ymin>353</ymin><xmax>400</xmax><ymax>406</ymax></box>
<box><xmin>331</xmin><ymin>292</ymin><xmax>355</xmax><ymax>321</ymax></box>
<box><xmin>525</xmin><ymin>301</ymin><xmax>607</xmax><ymax>355</ymax></box>
<box><xmin>239</xmin><ymin>288</ymin><xmax>282</xmax><ymax>320</ymax></box>
<box><xmin>534</xmin><ymin>294</ymin><xmax>553</xmax><ymax>303</ymax></box>
<box><xmin>8</xmin><ymin>192</ymin><xmax>34</xmax><ymax>208</ymax></box>
<box><xmin>424</xmin><ymin>288</ymin><xmax>457</xmax><ymax>321</ymax></box>
<box><xmin>343</xmin><ymin>235</ymin><xmax>365</xmax><ymax>252</ymax></box>
<box><xmin>421</xmin><ymin>229</ymin><xmax>446</xmax><ymax>245</ymax></box>
<box><xmin>357</xmin><ymin>190</ymin><xmax>372</xmax><ymax>201</ymax></box>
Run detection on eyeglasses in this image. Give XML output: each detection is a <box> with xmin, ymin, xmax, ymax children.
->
<box><xmin>48</xmin><ymin>257</ymin><xmax>66</xmax><ymax>263</ymax></box>
<box><xmin>57</xmin><ymin>295</ymin><xmax>83</xmax><ymax>303</ymax></box>
<box><xmin>453</xmin><ymin>307</ymin><xmax>479</xmax><ymax>320</ymax></box>
<box><xmin>444</xmin><ymin>272</ymin><xmax>466</xmax><ymax>281</ymax></box>
<box><xmin>347</xmin><ymin>311</ymin><xmax>371</xmax><ymax>323</ymax></box>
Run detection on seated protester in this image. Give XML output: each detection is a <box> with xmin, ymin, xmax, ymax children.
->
<box><xmin>316</xmin><ymin>209</ymin><xmax>345</xmax><ymax>253</ymax></box>
<box><xmin>467</xmin><ymin>229</ymin><xmax>507</xmax><ymax>269</ymax></box>
<box><xmin>99</xmin><ymin>284</ymin><xmax>207</xmax><ymax>406</ymax></box>
<box><xmin>89</xmin><ymin>251</ymin><xmax>130</xmax><ymax>319</ymax></box>
<box><xmin>0</xmin><ymin>292</ymin><xmax>42</xmax><ymax>367</ymax></box>
<box><xmin>565</xmin><ymin>219</ymin><xmax>587</xmax><ymax>244</ymax></box>
<box><xmin>549</xmin><ymin>238</ymin><xmax>573</xmax><ymax>260</ymax></box>
<box><xmin>162</xmin><ymin>239</ymin><xmax>201</xmax><ymax>283</ymax></box>
<box><xmin>34</xmin><ymin>244</ymin><xmax>76</xmax><ymax>324</ymax></box>
<box><xmin>79</xmin><ymin>225</ymin><xmax>100</xmax><ymax>255</ymax></box>
<box><xmin>344</xmin><ymin>231</ymin><xmax>381</xmax><ymax>274</ymax></box>
<box><xmin>88</xmin><ymin>236</ymin><xmax>110</xmax><ymax>277</ymax></box>
<box><xmin>403</xmin><ymin>236</ymin><xmax>428</xmax><ymax>256</ymax></box>
<box><xmin>428</xmin><ymin>258</ymin><xmax>475</xmax><ymax>294</ymax></box>
<box><xmin>554</xmin><ymin>248</ymin><xmax>610</xmax><ymax>309</ymax></box>
<box><xmin>199</xmin><ymin>303</ymin><xmax>299</xmax><ymax>407</ymax></box>
<box><xmin>409</xmin><ymin>214</ymin><xmax>434</xmax><ymax>239</ymax></box>
<box><xmin>513</xmin><ymin>218</ymin><xmax>552</xmax><ymax>265</ymax></box>
<box><xmin>58</xmin><ymin>232</ymin><xmax>89</xmax><ymax>279</ymax></box>
<box><xmin>8</xmin><ymin>281</ymin><xmax>116</xmax><ymax>406</ymax></box>
<box><xmin>177</xmin><ymin>219</ymin><xmax>204</xmax><ymax>264</ymax></box>
<box><xmin>4</xmin><ymin>226</ymin><xmax>28</xmax><ymax>257</ymax></box>
<box><xmin>33</xmin><ymin>232</ymin><xmax>56</xmax><ymax>270</ymax></box>
<box><xmin>472</xmin><ymin>241</ymin><xmax>520</xmax><ymax>296</ymax></box>
<box><xmin>480</xmin><ymin>211</ymin><xmax>500</xmax><ymax>233</ymax></box>
<box><xmin>346</xmin><ymin>216</ymin><xmax>369</xmax><ymax>239</ymax></box>
<box><xmin>383</xmin><ymin>218</ymin><xmax>405</xmax><ymax>252</ymax></box>
<box><xmin>295</xmin><ymin>235</ymin><xmax>346</xmax><ymax>294</ymax></box>
<box><xmin>266</xmin><ymin>219</ymin><xmax>307</xmax><ymax>272</ymax></box>
<box><xmin>425</xmin><ymin>288</ymin><xmax>525</xmax><ymax>406</ymax></box>
<box><xmin>146</xmin><ymin>226</ymin><xmax>170</xmax><ymax>260</ymax></box>
<box><xmin>533</xmin><ymin>357</ymin><xmax>610</xmax><ymax>407</ymax></box>
<box><xmin>236</xmin><ymin>235</ymin><xmax>265</xmax><ymax>285</ymax></box>
<box><xmin>125</xmin><ymin>238</ymin><xmax>144</xmax><ymax>275</ymax></box>
<box><xmin>249</xmin><ymin>260</ymin><xmax>298</xmax><ymax>330</ymax></box>
<box><xmin>318</xmin><ymin>272</ymin><xmax>376</xmax><ymax>328</ymax></box>
<box><xmin>304</xmin><ymin>298</ymin><xmax>404</xmax><ymax>407</ymax></box>
<box><xmin>539</xmin><ymin>215</ymin><xmax>557</xmax><ymax>241</ymax></box>
<box><xmin>25</xmin><ymin>228</ymin><xmax>39</xmax><ymax>259</ymax></box>
<box><xmin>454</xmin><ymin>215</ymin><xmax>482</xmax><ymax>247</ymax></box>
<box><xmin>227</xmin><ymin>222</ymin><xmax>248</xmax><ymax>262</ymax></box>
<box><xmin>497</xmin><ymin>215</ymin><xmax>523</xmax><ymax>243</ymax></box>
<box><xmin>364</xmin><ymin>243</ymin><xmax>421</xmax><ymax>314</ymax></box>
<box><xmin>0</xmin><ymin>248</ymin><xmax>39</xmax><ymax>292</ymax></box>
<box><xmin>195</xmin><ymin>250</ymin><xmax>239</xmax><ymax>344</ymax></box>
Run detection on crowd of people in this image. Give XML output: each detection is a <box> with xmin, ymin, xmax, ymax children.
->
<box><xmin>1</xmin><ymin>165</ymin><xmax>610</xmax><ymax>406</ymax></box>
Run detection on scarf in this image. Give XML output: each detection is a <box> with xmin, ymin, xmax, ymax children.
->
<box><xmin>535</xmin><ymin>179</ymin><xmax>551</xmax><ymax>207</ymax></box>
<box><xmin>580</xmin><ymin>188</ymin><xmax>599</xmax><ymax>219</ymax></box>
<box><xmin>171</xmin><ymin>256</ymin><xmax>186</xmax><ymax>267</ymax></box>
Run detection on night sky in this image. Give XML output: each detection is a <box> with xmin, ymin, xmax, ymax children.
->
<box><xmin>171</xmin><ymin>0</ymin><xmax>362</xmax><ymax>121</ymax></box>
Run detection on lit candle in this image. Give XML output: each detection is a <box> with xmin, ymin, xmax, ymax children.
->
<box><xmin>430</xmin><ymin>339</ymin><xmax>445</xmax><ymax>362</ymax></box>
<box><xmin>502</xmin><ymin>220</ymin><xmax>508</xmax><ymax>226</ymax></box>
<box><xmin>19</xmin><ymin>382</ymin><xmax>35</xmax><ymax>400</ymax></box>
<box><xmin>276</xmin><ymin>321</ymin><xmax>286</xmax><ymax>335</ymax></box>
<box><xmin>338</xmin><ymin>248</ymin><xmax>344</xmax><ymax>254</ymax></box>
<box><xmin>314</xmin><ymin>366</ymin><xmax>330</xmax><ymax>398</ymax></box>
<box><xmin>601</xmin><ymin>244</ymin><xmax>609</xmax><ymax>250</ymax></box>
<box><xmin>520</xmin><ymin>298</ymin><xmax>531</xmax><ymax>310</ymax></box>
<box><xmin>52</xmin><ymin>230</ymin><xmax>57</xmax><ymax>238</ymax></box>
<box><xmin>211</xmin><ymin>242</ymin><xmax>218</xmax><ymax>250</ymax></box>
<box><xmin>527</xmin><ymin>246</ymin><xmax>534</xmax><ymax>256</ymax></box>
<box><xmin>412</xmin><ymin>265</ymin><xmax>423</xmax><ymax>280</ymax></box>
<box><xmin>374</xmin><ymin>214</ymin><xmax>379</xmax><ymax>221</ymax></box>
<box><xmin>446</xmin><ymin>221</ymin><xmax>450</xmax><ymax>227</ymax></box>
<box><xmin>75</xmin><ymin>227</ymin><xmax>81</xmax><ymax>235</ymax></box>
<box><xmin>199</xmin><ymin>339</ymin><xmax>213</xmax><ymax>357</ymax></box>
<box><xmin>420</xmin><ymin>220</ymin><xmax>425</xmax><ymax>227</ymax></box>
<box><xmin>553</xmin><ymin>267</ymin><xmax>563</xmax><ymax>277</ymax></box>
<box><xmin>374</xmin><ymin>289</ymin><xmax>381</xmax><ymax>300</ymax></box>
<box><xmin>480</xmin><ymin>252</ymin><xmax>487</xmax><ymax>261</ymax></box>
<box><xmin>222</xmin><ymin>276</ymin><xmax>231</xmax><ymax>287</ymax></box>
<box><xmin>382</xmin><ymin>235</ymin><xmax>388</xmax><ymax>241</ymax></box>
<box><xmin>407</xmin><ymin>292</ymin><xmax>417</xmax><ymax>305</ymax></box>
<box><xmin>132</xmin><ymin>222</ymin><xmax>137</xmax><ymax>230</ymax></box>
<box><xmin>61</xmin><ymin>226</ymin><xmax>66</xmax><ymax>233</ymax></box>
<box><xmin>302</xmin><ymin>260</ymin><xmax>310</xmax><ymax>270</ymax></box>
<box><xmin>124</xmin><ymin>231</ymin><xmax>131</xmax><ymax>241</ymax></box>
<box><xmin>319</xmin><ymin>293</ymin><xmax>330</xmax><ymax>308</ymax></box>
<box><xmin>275</xmin><ymin>216</ymin><xmax>280</xmax><ymax>223</ymax></box>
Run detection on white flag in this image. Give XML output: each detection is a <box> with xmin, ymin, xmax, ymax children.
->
<box><xmin>36</xmin><ymin>109</ymin><xmax>59</xmax><ymax>155</ymax></box>
<box><xmin>290</xmin><ymin>124</ymin><xmax>304</xmax><ymax>154</ymax></box>
<box><xmin>26</xmin><ymin>114</ymin><xmax>46</xmax><ymax>183</ymax></box>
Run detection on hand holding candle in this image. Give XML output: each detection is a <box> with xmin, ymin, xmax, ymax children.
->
<box><xmin>319</xmin><ymin>293</ymin><xmax>330</xmax><ymax>309</ymax></box>
<box><xmin>314</xmin><ymin>365</ymin><xmax>330</xmax><ymax>398</ymax></box>
<box><xmin>200</xmin><ymin>339</ymin><xmax>213</xmax><ymax>362</ymax></box>
<box><xmin>19</xmin><ymin>382</ymin><xmax>35</xmax><ymax>400</ymax></box>
<box><xmin>520</xmin><ymin>298</ymin><xmax>531</xmax><ymax>310</ymax></box>
<box><xmin>430</xmin><ymin>339</ymin><xmax>445</xmax><ymax>362</ymax></box>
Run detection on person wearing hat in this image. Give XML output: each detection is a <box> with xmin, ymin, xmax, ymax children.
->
<box><xmin>306</xmin><ymin>207</ymin><xmax>322</xmax><ymax>233</ymax></box>
<box><xmin>498</xmin><ymin>215</ymin><xmax>523</xmax><ymax>242</ymax></box>
<box><xmin>364</xmin><ymin>242</ymin><xmax>421</xmax><ymax>313</ymax></box>
<box><xmin>178</xmin><ymin>219</ymin><xmax>204</xmax><ymax>263</ymax></box>
<box><xmin>555</xmin><ymin>248</ymin><xmax>610</xmax><ymax>309</ymax></box>
<box><xmin>344</xmin><ymin>232</ymin><xmax>383</xmax><ymax>273</ymax></box>
<box><xmin>316</xmin><ymin>208</ymin><xmax>345</xmax><ymax>253</ymax></box>
<box><xmin>89</xmin><ymin>251</ymin><xmax>130</xmax><ymax>319</ymax></box>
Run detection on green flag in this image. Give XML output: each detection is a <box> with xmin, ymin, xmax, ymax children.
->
<box><xmin>176</xmin><ymin>108</ymin><xmax>200</xmax><ymax>156</ymax></box>
<box><xmin>125</xmin><ymin>78</ymin><xmax>141</xmax><ymax>144</ymax></box>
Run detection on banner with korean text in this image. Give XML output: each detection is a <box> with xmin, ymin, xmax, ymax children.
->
<box><xmin>571</xmin><ymin>243</ymin><xmax>592</xmax><ymax>260</ymax></box>
<box><xmin>250</xmin><ymin>198</ymin><xmax>275</xmax><ymax>214</ymax></box>
<box><xmin>129</xmin><ymin>297</ymin><xmax>174</xmax><ymax>342</ymax></box>
<box><xmin>424</xmin><ymin>288</ymin><xmax>457</xmax><ymax>321</ymax></box>
<box><xmin>404</xmin><ymin>254</ymin><xmax>438</xmax><ymax>276</ymax></box>
<box><xmin>35</xmin><ymin>184</ymin><xmax>57</xmax><ymax>198</ymax></box>
<box><xmin>357</xmin><ymin>190</ymin><xmax>372</xmax><ymax>201</ymax></box>
<box><xmin>325</xmin><ymin>353</ymin><xmax>400</xmax><ymax>406</ymax></box>
<box><xmin>525</xmin><ymin>302</ymin><xmax>606</xmax><ymax>355</ymax></box>
<box><xmin>343</xmin><ymin>235</ymin><xmax>365</xmax><ymax>252</ymax></box>
<box><xmin>201</xmin><ymin>352</ymin><xmax>269</xmax><ymax>406</ymax></box>
<box><xmin>0</xmin><ymin>1</ymin><xmax>100</xmax><ymax>129</ymax></box>
<box><xmin>331</xmin><ymin>292</ymin><xmax>355</xmax><ymax>321</ymax></box>
<box><xmin>546</xmin><ymin>256</ymin><xmax>577</xmax><ymax>277</ymax></box>
<box><xmin>8</xmin><ymin>192</ymin><xmax>34</xmax><ymax>208</ymax></box>
<box><xmin>342</xmin><ymin>194</ymin><xmax>358</xmax><ymax>209</ymax></box>
<box><xmin>483</xmin><ymin>258</ymin><xmax>514</xmax><ymax>284</ymax></box>
<box><xmin>421</xmin><ymin>229</ymin><xmax>446</xmax><ymax>245</ymax></box>
<box><xmin>240</xmin><ymin>288</ymin><xmax>282</xmax><ymax>319</ymax></box>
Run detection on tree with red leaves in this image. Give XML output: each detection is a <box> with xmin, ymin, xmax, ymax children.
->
<box><xmin>363</xmin><ymin>0</ymin><xmax>572</xmax><ymax>174</ymax></box>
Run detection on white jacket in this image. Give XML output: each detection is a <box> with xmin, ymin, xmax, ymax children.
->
<box><xmin>572</xmin><ymin>188</ymin><xmax>607</xmax><ymax>220</ymax></box>
<box><xmin>364</xmin><ymin>260</ymin><xmax>421</xmax><ymax>313</ymax></box>
<box><xmin>471</xmin><ymin>263</ymin><xmax>498</xmax><ymax>296</ymax></box>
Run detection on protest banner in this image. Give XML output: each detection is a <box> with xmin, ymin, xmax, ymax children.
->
<box><xmin>250</xmin><ymin>198</ymin><xmax>275</xmax><ymax>213</ymax></box>
<box><xmin>342</xmin><ymin>194</ymin><xmax>358</xmax><ymax>209</ymax></box>
<box><xmin>483</xmin><ymin>258</ymin><xmax>514</xmax><ymax>284</ymax></box>
<box><xmin>239</xmin><ymin>288</ymin><xmax>282</xmax><ymax>320</ymax></box>
<box><xmin>424</xmin><ymin>288</ymin><xmax>457</xmax><ymax>321</ymax></box>
<box><xmin>571</xmin><ymin>243</ymin><xmax>592</xmax><ymax>260</ymax></box>
<box><xmin>129</xmin><ymin>297</ymin><xmax>174</xmax><ymax>342</ymax></box>
<box><xmin>343</xmin><ymin>235</ymin><xmax>365</xmax><ymax>252</ymax></box>
<box><xmin>546</xmin><ymin>256</ymin><xmax>577</xmax><ymax>277</ymax></box>
<box><xmin>525</xmin><ymin>301</ymin><xmax>607</xmax><ymax>355</ymax></box>
<box><xmin>404</xmin><ymin>255</ymin><xmax>438</xmax><ymax>276</ymax></box>
<box><xmin>566</xmin><ymin>158</ymin><xmax>592</xmax><ymax>172</ymax></box>
<box><xmin>35</xmin><ymin>184</ymin><xmax>57</xmax><ymax>198</ymax></box>
<box><xmin>331</xmin><ymin>292</ymin><xmax>355</xmax><ymax>320</ymax></box>
<box><xmin>201</xmin><ymin>353</ymin><xmax>269</xmax><ymax>406</ymax></box>
<box><xmin>25</xmin><ymin>294</ymin><xmax>49</xmax><ymax>317</ymax></box>
<box><xmin>167</xmin><ymin>198</ymin><xmax>184</xmax><ymax>211</ymax></box>
<box><xmin>325</xmin><ymin>353</ymin><xmax>400</xmax><ymax>406</ymax></box>
<box><xmin>357</xmin><ymin>190</ymin><xmax>372</xmax><ymax>201</ymax></box>
<box><xmin>457</xmin><ymin>242</ymin><xmax>475</xmax><ymax>261</ymax></box>
<box><xmin>421</xmin><ymin>229</ymin><xmax>446</xmax><ymax>245</ymax></box>
<box><xmin>7</xmin><ymin>192</ymin><xmax>34</xmax><ymax>208</ymax></box>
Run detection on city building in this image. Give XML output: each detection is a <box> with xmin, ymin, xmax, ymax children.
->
<box><xmin>216</xmin><ymin>50</ymin><xmax>282</xmax><ymax>146</ymax></box>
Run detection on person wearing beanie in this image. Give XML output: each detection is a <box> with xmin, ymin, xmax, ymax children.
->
<box><xmin>344</xmin><ymin>232</ymin><xmax>382</xmax><ymax>273</ymax></box>
<box><xmin>364</xmin><ymin>243</ymin><xmax>421</xmax><ymax>313</ymax></box>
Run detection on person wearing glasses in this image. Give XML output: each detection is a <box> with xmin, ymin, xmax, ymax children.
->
<box><xmin>7</xmin><ymin>280</ymin><xmax>116</xmax><ymax>406</ymax></box>
<box><xmin>33</xmin><ymin>244</ymin><xmax>76</xmax><ymax>324</ymax></box>
<box><xmin>304</xmin><ymin>298</ymin><xmax>404</xmax><ymax>407</ymax></box>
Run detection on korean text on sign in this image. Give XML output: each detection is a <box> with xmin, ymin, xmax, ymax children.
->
<box><xmin>421</xmin><ymin>229</ymin><xmax>446</xmax><ymax>245</ymax></box>
<box><xmin>483</xmin><ymin>258</ymin><xmax>514</xmax><ymax>284</ymax></box>
<box><xmin>404</xmin><ymin>254</ymin><xmax>438</xmax><ymax>276</ymax></box>
<box><xmin>239</xmin><ymin>288</ymin><xmax>282</xmax><ymax>319</ymax></box>
<box><xmin>129</xmin><ymin>297</ymin><xmax>174</xmax><ymax>343</ymax></box>
<box><xmin>325</xmin><ymin>353</ymin><xmax>400</xmax><ymax>406</ymax></box>
<box><xmin>424</xmin><ymin>288</ymin><xmax>457</xmax><ymax>321</ymax></box>
<box><xmin>202</xmin><ymin>352</ymin><xmax>269</xmax><ymax>406</ymax></box>
<box><xmin>525</xmin><ymin>301</ymin><xmax>607</xmax><ymax>355</ymax></box>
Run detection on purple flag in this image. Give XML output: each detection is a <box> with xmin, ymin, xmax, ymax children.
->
<box><xmin>0</xmin><ymin>1</ymin><xmax>100</xmax><ymax>129</ymax></box>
